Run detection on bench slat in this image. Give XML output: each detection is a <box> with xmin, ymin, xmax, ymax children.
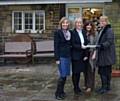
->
<box><xmin>33</xmin><ymin>53</ymin><xmax>54</xmax><ymax>57</ymax></box>
<box><xmin>0</xmin><ymin>54</ymin><xmax>28</xmax><ymax>58</ymax></box>
<box><xmin>36</xmin><ymin>40</ymin><xmax>54</xmax><ymax>52</ymax></box>
<box><xmin>0</xmin><ymin>42</ymin><xmax>32</xmax><ymax>63</ymax></box>
<box><xmin>5</xmin><ymin>42</ymin><xmax>31</xmax><ymax>53</ymax></box>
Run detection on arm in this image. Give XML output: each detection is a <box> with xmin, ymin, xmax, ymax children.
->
<box><xmin>71</xmin><ymin>31</ymin><xmax>82</xmax><ymax>50</ymax></box>
<box><xmin>100</xmin><ymin>28</ymin><xmax>115</xmax><ymax>50</ymax></box>
<box><xmin>54</xmin><ymin>30</ymin><xmax>60</xmax><ymax>61</ymax></box>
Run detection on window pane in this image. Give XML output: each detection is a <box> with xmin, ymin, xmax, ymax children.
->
<box><xmin>40</xmin><ymin>25</ymin><xmax>43</xmax><ymax>29</ymax></box>
<box><xmin>40</xmin><ymin>19</ymin><xmax>43</xmax><ymax>23</ymax></box>
<box><xmin>68</xmin><ymin>8</ymin><xmax>80</xmax><ymax>13</ymax></box>
<box><xmin>35</xmin><ymin>11</ymin><xmax>44</xmax><ymax>30</ymax></box>
<box><xmin>25</xmin><ymin>25</ymin><xmax>28</xmax><ymax>29</ymax></box>
<box><xmin>67</xmin><ymin>8</ymin><xmax>80</xmax><ymax>21</ymax></box>
<box><xmin>19</xmin><ymin>19</ymin><xmax>22</xmax><ymax>23</ymax></box>
<box><xmin>25</xmin><ymin>19</ymin><xmax>28</xmax><ymax>24</ymax></box>
<box><xmin>14</xmin><ymin>12</ymin><xmax>22</xmax><ymax>30</ymax></box>
<box><xmin>30</xmin><ymin>19</ymin><xmax>32</xmax><ymax>24</ymax></box>
<box><xmin>14</xmin><ymin>12</ymin><xmax>22</xmax><ymax>18</ymax></box>
<box><xmin>24</xmin><ymin>12</ymin><xmax>33</xmax><ymax>30</ymax></box>
<box><xmin>19</xmin><ymin>25</ymin><xmax>22</xmax><ymax>30</ymax></box>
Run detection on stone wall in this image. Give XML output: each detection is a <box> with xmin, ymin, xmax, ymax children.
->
<box><xmin>0</xmin><ymin>3</ymin><xmax>120</xmax><ymax>38</ymax></box>
<box><xmin>0</xmin><ymin>4</ymin><xmax>64</xmax><ymax>40</ymax></box>
<box><xmin>104</xmin><ymin>2</ymin><xmax>120</xmax><ymax>68</ymax></box>
<box><xmin>104</xmin><ymin>3</ymin><xmax>120</xmax><ymax>36</ymax></box>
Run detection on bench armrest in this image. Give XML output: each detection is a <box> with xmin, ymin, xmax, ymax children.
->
<box><xmin>26</xmin><ymin>49</ymin><xmax>32</xmax><ymax>57</ymax></box>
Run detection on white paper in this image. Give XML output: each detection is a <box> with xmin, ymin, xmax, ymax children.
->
<box><xmin>82</xmin><ymin>45</ymin><xmax>96</xmax><ymax>48</ymax></box>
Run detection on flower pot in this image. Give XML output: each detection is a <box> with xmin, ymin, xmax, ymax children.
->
<box><xmin>112</xmin><ymin>70</ymin><xmax>120</xmax><ymax>77</ymax></box>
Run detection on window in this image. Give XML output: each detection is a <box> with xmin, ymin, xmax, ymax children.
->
<box><xmin>14</xmin><ymin>12</ymin><xmax>22</xmax><ymax>30</ymax></box>
<box><xmin>67</xmin><ymin>7</ymin><xmax>81</xmax><ymax>21</ymax></box>
<box><xmin>12</xmin><ymin>11</ymin><xmax>45</xmax><ymax>33</ymax></box>
<box><xmin>35</xmin><ymin>12</ymin><xmax>44</xmax><ymax>31</ymax></box>
<box><xmin>24</xmin><ymin>12</ymin><xmax>33</xmax><ymax>30</ymax></box>
<box><xmin>82</xmin><ymin>8</ymin><xmax>103</xmax><ymax>21</ymax></box>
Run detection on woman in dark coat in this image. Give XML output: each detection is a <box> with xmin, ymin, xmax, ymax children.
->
<box><xmin>54</xmin><ymin>17</ymin><xmax>72</xmax><ymax>100</ymax></box>
<box><xmin>96</xmin><ymin>16</ymin><xmax>116</xmax><ymax>94</ymax></box>
<box><xmin>71</xmin><ymin>17</ymin><xmax>88</xmax><ymax>95</ymax></box>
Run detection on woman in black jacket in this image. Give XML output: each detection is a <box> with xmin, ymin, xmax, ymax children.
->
<box><xmin>54</xmin><ymin>17</ymin><xmax>72</xmax><ymax>100</ymax></box>
<box><xmin>71</xmin><ymin>17</ymin><xmax>88</xmax><ymax>95</ymax></box>
<box><xmin>96</xmin><ymin>16</ymin><xmax>116</xmax><ymax>94</ymax></box>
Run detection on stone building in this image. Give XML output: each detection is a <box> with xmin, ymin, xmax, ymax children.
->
<box><xmin>0</xmin><ymin>0</ymin><xmax>120</xmax><ymax>39</ymax></box>
<box><xmin>0</xmin><ymin>0</ymin><xmax>120</xmax><ymax>67</ymax></box>
<box><xmin>0</xmin><ymin>0</ymin><xmax>120</xmax><ymax>40</ymax></box>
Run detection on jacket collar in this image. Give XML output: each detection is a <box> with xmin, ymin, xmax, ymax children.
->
<box><xmin>102</xmin><ymin>24</ymin><xmax>111</xmax><ymax>33</ymax></box>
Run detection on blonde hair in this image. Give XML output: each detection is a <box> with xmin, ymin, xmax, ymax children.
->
<box><xmin>58</xmin><ymin>17</ymin><xmax>70</xmax><ymax>29</ymax></box>
<box><xmin>74</xmin><ymin>17</ymin><xmax>83</xmax><ymax>27</ymax></box>
<box><xmin>100</xmin><ymin>15</ymin><xmax>110</xmax><ymax>24</ymax></box>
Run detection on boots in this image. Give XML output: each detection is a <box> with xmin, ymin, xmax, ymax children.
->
<box><xmin>55</xmin><ymin>77</ymin><xmax>66</xmax><ymax>100</ymax></box>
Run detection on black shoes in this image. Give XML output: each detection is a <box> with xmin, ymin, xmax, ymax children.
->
<box><xmin>96</xmin><ymin>87</ymin><xmax>111</xmax><ymax>94</ymax></box>
<box><xmin>55</xmin><ymin>92</ymin><xmax>66</xmax><ymax>100</ymax></box>
<box><xmin>55</xmin><ymin>94</ymin><xmax>64</xmax><ymax>100</ymax></box>
<box><xmin>74</xmin><ymin>89</ymin><xmax>83</xmax><ymax>96</ymax></box>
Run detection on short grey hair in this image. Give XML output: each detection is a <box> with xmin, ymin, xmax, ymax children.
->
<box><xmin>74</xmin><ymin>17</ymin><xmax>83</xmax><ymax>27</ymax></box>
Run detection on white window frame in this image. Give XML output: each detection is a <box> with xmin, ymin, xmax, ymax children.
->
<box><xmin>12</xmin><ymin>10</ymin><xmax>45</xmax><ymax>33</ymax></box>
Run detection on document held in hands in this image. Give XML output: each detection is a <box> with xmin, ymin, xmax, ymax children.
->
<box><xmin>82</xmin><ymin>44</ymin><xmax>97</xmax><ymax>49</ymax></box>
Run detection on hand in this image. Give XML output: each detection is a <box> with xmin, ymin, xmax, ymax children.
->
<box><xmin>96</xmin><ymin>44</ymin><xmax>104</xmax><ymax>49</ymax></box>
<box><xmin>83</xmin><ymin>57</ymin><xmax>88</xmax><ymax>61</ymax></box>
<box><xmin>91</xmin><ymin>54</ymin><xmax>96</xmax><ymax>60</ymax></box>
<box><xmin>91</xmin><ymin>51</ymin><xmax>96</xmax><ymax>60</ymax></box>
<box><xmin>56</xmin><ymin>60</ymin><xmax>60</xmax><ymax>64</ymax></box>
<box><xmin>96</xmin><ymin>45</ymin><xmax>101</xmax><ymax>48</ymax></box>
<box><xmin>81</xmin><ymin>44</ymin><xmax>87</xmax><ymax>49</ymax></box>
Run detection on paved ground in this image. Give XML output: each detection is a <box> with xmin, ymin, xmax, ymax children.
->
<box><xmin>0</xmin><ymin>63</ymin><xmax>120</xmax><ymax>101</ymax></box>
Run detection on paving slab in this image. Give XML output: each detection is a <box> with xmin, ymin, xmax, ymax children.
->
<box><xmin>0</xmin><ymin>63</ymin><xmax>120</xmax><ymax>101</ymax></box>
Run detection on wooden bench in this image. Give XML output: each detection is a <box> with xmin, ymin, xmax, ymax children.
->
<box><xmin>32</xmin><ymin>40</ymin><xmax>54</xmax><ymax>64</ymax></box>
<box><xmin>0</xmin><ymin>42</ymin><xmax>32</xmax><ymax>63</ymax></box>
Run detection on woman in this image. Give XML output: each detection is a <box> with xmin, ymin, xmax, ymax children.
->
<box><xmin>71</xmin><ymin>17</ymin><xmax>88</xmax><ymax>95</ymax></box>
<box><xmin>96</xmin><ymin>16</ymin><xmax>116</xmax><ymax>94</ymax></box>
<box><xmin>83</xmin><ymin>21</ymin><xmax>96</xmax><ymax>93</ymax></box>
<box><xmin>54</xmin><ymin>17</ymin><xmax>72</xmax><ymax>100</ymax></box>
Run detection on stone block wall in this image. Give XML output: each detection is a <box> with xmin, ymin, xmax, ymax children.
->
<box><xmin>104</xmin><ymin>2</ymin><xmax>120</xmax><ymax>68</ymax></box>
<box><xmin>104</xmin><ymin>3</ymin><xmax>120</xmax><ymax>36</ymax></box>
<box><xmin>0</xmin><ymin>4</ymin><xmax>65</xmax><ymax>40</ymax></box>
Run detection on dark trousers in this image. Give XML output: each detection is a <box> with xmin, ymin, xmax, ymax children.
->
<box><xmin>84</xmin><ymin>61</ymin><xmax>95</xmax><ymax>90</ymax></box>
<box><xmin>98</xmin><ymin>65</ymin><xmax>112</xmax><ymax>89</ymax></box>
<box><xmin>72</xmin><ymin>60</ymin><xmax>85</xmax><ymax>92</ymax></box>
<box><xmin>72</xmin><ymin>73</ymin><xmax>80</xmax><ymax>91</ymax></box>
